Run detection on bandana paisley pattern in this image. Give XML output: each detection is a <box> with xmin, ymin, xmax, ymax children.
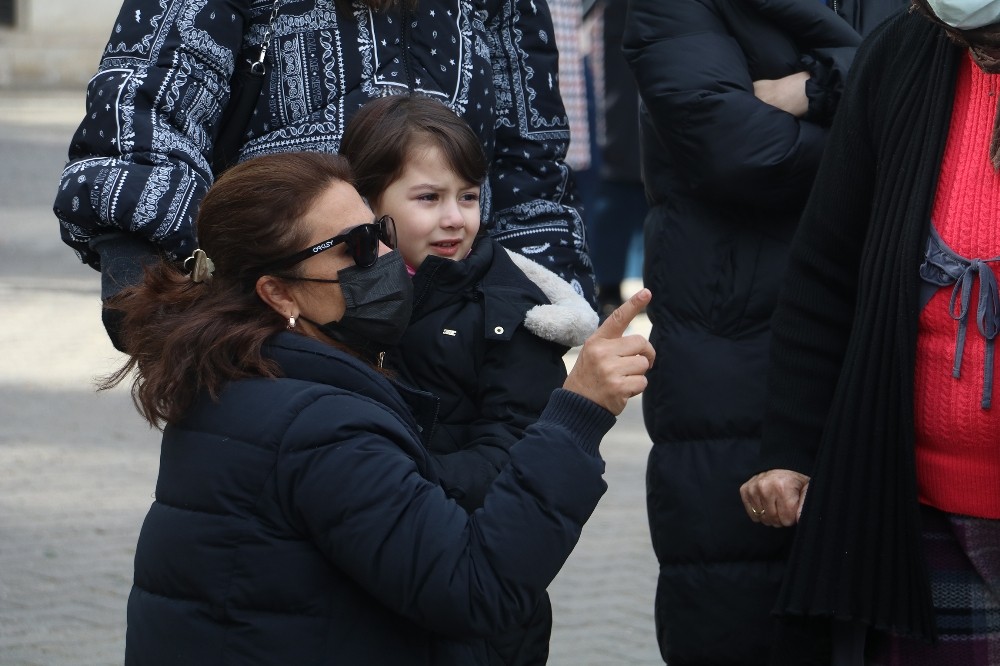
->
<box><xmin>54</xmin><ymin>0</ymin><xmax>592</xmax><ymax>300</ymax></box>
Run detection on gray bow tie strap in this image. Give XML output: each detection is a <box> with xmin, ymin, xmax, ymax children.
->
<box><xmin>919</xmin><ymin>225</ymin><xmax>1000</xmax><ymax>409</ymax></box>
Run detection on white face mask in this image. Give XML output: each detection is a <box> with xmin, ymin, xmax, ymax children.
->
<box><xmin>926</xmin><ymin>0</ymin><xmax>1000</xmax><ymax>29</ymax></box>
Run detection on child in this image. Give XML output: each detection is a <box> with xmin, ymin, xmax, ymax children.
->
<box><xmin>340</xmin><ymin>93</ymin><xmax>598</xmax><ymax>665</ymax></box>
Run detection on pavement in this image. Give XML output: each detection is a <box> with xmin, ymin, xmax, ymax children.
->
<box><xmin>0</xmin><ymin>89</ymin><xmax>663</xmax><ymax>665</ymax></box>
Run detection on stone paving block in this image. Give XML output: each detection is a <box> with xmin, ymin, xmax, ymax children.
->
<box><xmin>547</xmin><ymin>398</ymin><xmax>662</xmax><ymax>665</ymax></box>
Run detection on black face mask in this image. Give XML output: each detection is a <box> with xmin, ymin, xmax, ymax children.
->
<box><xmin>303</xmin><ymin>250</ymin><xmax>413</xmax><ymax>354</ymax></box>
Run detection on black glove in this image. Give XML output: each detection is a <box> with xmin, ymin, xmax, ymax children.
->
<box><xmin>89</xmin><ymin>233</ymin><xmax>161</xmax><ymax>352</ymax></box>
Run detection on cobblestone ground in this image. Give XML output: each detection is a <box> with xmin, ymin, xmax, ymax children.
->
<box><xmin>0</xmin><ymin>92</ymin><xmax>663</xmax><ymax>665</ymax></box>
<box><xmin>547</xmin><ymin>393</ymin><xmax>662</xmax><ymax>665</ymax></box>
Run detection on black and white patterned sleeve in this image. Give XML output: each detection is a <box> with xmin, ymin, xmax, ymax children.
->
<box><xmin>53</xmin><ymin>0</ymin><xmax>252</xmax><ymax>269</ymax></box>
<box><xmin>484</xmin><ymin>0</ymin><xmax>596</xmax><ymax>307</ymax></box>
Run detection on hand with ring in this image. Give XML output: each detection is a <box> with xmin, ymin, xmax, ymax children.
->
<box><xmin>739</xmin><ymin>469</ymin><xmax>810</xmax><ymax>527</ymax></box>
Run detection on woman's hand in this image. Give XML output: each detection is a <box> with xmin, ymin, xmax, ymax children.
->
<box><xmin>740</xmin><ymin>469</ymin><xmax>810</xmax><ymax>527</ymax></box>
<box><xmin>752</xmin><ymin>71</ymin><xmax>810</xmax><ymax>118</ymax></box>
<box><xmin>563</xmin><ymin>289</ymin><xmax>656</xmax><ymax>415</ymax></box>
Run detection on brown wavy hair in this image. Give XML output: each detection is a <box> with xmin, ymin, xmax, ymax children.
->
<box><xmin>339</xmin><ymin>93</ymin><xmax>489</xmax><ymax>206</ymax></box>
<box><xmin>100</xmin><ymin>152</ymin><xmax>356</xmax><ymax>428</ymax></box>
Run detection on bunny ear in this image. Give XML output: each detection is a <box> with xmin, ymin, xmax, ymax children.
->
<box><xmin>185</xmin><ymin>249</ymin><xmax>216</xmax><ymax>284</ymax></box>
<box><xmin>505</xmin><ymin>248</ymin><xmax>599</xmax><ymax>347</ymax></box>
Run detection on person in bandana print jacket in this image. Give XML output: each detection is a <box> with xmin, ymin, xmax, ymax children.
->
<box><xmin>53</xmin><ymin>0</ymin><xmax>594</xmax><ymax>352</ymax></box>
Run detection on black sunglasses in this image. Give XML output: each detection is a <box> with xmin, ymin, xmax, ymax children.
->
<box><xmin>257</xmin><ymin>215</ymin><xmax>396</xmax><ymax>276</ymax></box>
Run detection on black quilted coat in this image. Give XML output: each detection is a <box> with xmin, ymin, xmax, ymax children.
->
<box><xmin>125</xmin><ymin>332</ymin><xmax>612</xmax><ymax>665</ymax></box>
<box><xmin>622</xmin><ymin>0</ymin><xmax>905</xmax><ymax>662</ymax></box>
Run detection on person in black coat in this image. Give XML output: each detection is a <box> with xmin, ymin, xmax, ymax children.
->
<box><xmin>621</xmin><ymin>0</ymin><xmax>906</xmax><ymax>663</ymax></box>
<box><xmin>102</xmin><ymin>150</ymin><xmax>654</xmax><ymax>665</ymax></box>
<box><xmin>341</xmin><ymin>94</ymin><xmax>598</xmax><ymax>665</ymax></box>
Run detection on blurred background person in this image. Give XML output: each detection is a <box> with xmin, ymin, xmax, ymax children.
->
<box><xmin>583</xmin><ymin>0</ymin><xmax>647</xmax><ymax>320</ymax></box>
<box><xmin>551</xmin><ymin>0</ymin><xmax>592</xmax><ymax>183</ymax></box>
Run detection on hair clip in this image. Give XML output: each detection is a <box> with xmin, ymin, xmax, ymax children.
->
<box><xmin>184</xmin><ymin>249</ymin><xmax>216</xmax><ymax>284</ymax></box>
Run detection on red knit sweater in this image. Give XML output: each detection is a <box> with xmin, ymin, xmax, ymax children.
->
<box><xmin>914</xmin><ymin>53</ymin><xmax>1000</xmax><ymax>519</ymax></box>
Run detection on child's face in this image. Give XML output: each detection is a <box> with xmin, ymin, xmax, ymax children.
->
<box><xmin>373</xmin><ymin>144</ymin><xmax>481</xmax><ymax>269</ymax></box>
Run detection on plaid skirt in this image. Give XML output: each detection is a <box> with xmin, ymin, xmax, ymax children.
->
<box><xmin>867</xmin><ymin>505</ymin><xmax>1000</xmax><ymax>666</ymax></box>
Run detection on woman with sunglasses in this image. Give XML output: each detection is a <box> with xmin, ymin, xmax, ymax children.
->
<box><xmin>103</xmin><ymin>151</ymin><xmax>654</xmax><ymax>666</ymax></box>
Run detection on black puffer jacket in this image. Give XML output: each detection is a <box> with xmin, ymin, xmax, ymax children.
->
<box><xmin>388</xmin><ymin>237</ymin><xmax>595</xmax><ymax>665</ymax></box>
<box><xmin>392</xmin><ymin>237</ymin><xmax>596</xmax><ymax>511</ymax></box>
<box><xmin>125</xmin><ymin>332</ymin><xmax>612</xmax><ymax>665</ymax></box>
<box><xmin>622</xmin><ymin>0</ymin><xmax>905</xmax><ymax>663</ymax></box>
<box><xmin>53</xmin><ymin>0</ymin><xmax>595</xmax><ymax>303</ymax></box>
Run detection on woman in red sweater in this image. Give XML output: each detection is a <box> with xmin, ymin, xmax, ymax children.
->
<box><xmin>739</xmin><ymin>1</ymin><xmax>1000</xmax><ymax>663</ymax></box>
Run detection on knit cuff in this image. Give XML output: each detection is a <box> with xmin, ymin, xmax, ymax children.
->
<box><xmin>801</xmin><ymin>46</ymin><xmax>856</xmax><ymax>126</ymax></box>
<box><xmin>90</xmin><ymin>232</ymin><xmax>161</xmax><ymax>301</ymax></box>
<box><xmin>538</xmin><ymin>389</ymin><xmax>617</xmax><ymax>457</ymax></box>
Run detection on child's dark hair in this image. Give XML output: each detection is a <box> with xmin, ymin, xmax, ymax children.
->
<box><xmin>340</xmin><ymin>94</ymin><xmax>489</xmax><ymax>205</ymax></box>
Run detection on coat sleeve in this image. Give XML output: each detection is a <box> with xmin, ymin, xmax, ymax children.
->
<box><xmin>622</xmin><ymin>0</ymin><xmax>829</xmax><ymax>210</ymax></box>
<box><xmin>276</xmin><ymin>389</ymin><xmax>611</xmax><ymax>637</ymax></box>
<box><xmin>485</xmin><ymin>0</ymin><xmax>596</xmax><ymax>305</ymax></box>
<box><xmin>757</xmin><ymin>35</ymin><xmax>881</xmax><ymax>475</ymax></box>
<box><xmin>53</xmin><ymin>0</ymin><xmax>251</xmax><ymax>269</ymax></box>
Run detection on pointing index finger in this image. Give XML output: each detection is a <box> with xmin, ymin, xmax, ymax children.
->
<box><xmin>595</xmin><ymin>288</ymin><xmax>651</xmax><ymax>339</ymax></box>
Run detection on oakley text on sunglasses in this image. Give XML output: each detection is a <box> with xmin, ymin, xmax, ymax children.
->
<box><xmin>255</xmin><ymin>215</ymin><xmax>396</xmax><ymax>276</ymax></box>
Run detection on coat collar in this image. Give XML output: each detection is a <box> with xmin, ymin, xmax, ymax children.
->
<box><xmin>410</xmin><ymin>237</ymin><xmax>548</xmax><ymax>341</ymax></box>
<box><xmin>263</xmin><ymin>332</ymin><xmax>439</xmax><ymax>448</ymax></box>
<box><xmin>410</xmin><ymin>238</ymin><xmax>598</xmax><ymax>347</ymax></box>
